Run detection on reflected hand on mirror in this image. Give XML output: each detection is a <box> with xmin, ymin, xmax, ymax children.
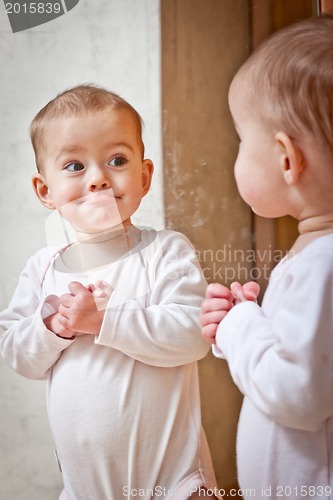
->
<box><xmin>201</xmin><ymin>281</ymin><xmax>260</xmax><ymax>344</ymax></box>
<box><xmin>230</xmin><ymin>281</ymin><xmax>260</xmax><ymax>304</ymax></box>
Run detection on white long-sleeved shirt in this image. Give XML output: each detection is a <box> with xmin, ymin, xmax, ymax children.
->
<box><xmin>214</xmin><ymin>234</ymin><xmax>333</xmax><ymax>499</ymax></box>
<box><xmin>1</xmin><ymin>229</ymin><xmax>217</xmax><ymax>500</ymax></box>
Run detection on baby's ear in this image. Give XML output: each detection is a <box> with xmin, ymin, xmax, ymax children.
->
<box><xmin>275</xmin><ymin>132</ymin><xmax>305</xmax><ymax>185</ymax></box>
<box><xmin>32</xmin><ymin>173</ymin><xmax>55</xmax><ymax>210</ymax></box>
<box><xmin>141</xmin><ymin>159</ymin><xmax>154</xmax><ymax>196</ymax></box>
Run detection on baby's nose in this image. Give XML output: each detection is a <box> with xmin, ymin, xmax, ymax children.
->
<box><xmin>88</xmin><ymin>166</ymin><xmax>111</xmax><ymax>191</ymax></box>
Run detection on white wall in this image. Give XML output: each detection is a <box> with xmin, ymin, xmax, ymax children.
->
<box><xmin>0</xmin><ymin>1</ymin><xmax>163</xmax><ymax>498</ymax></box>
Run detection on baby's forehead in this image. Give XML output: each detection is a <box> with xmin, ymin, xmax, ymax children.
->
<box><xmin>41</xmin><ymin>108</ymin><xmax>138</xmax><ymax>139</ymax></box>
<box><xmin>34</xmin><ymin>104</ymin><xmax>145</xmax><ymax>170</ymax></box>
<box><xmin>230</xmin><ymin>65</ymin><xmax>253</xmax><ymax>93</ymax></box>
<box><xmin>49</xmin><ymin>107</ymin><xmax>131</xmax><ymax>124</ymax></box>
<box><xmin>39</xmin><ymin>108</ymin><xmax>142</xmax><ymax>157</ymax></box>
<box><xmin>228</xmin><ymin>73</ymin><xmax>253</xmax><ymax>111</ymax></box>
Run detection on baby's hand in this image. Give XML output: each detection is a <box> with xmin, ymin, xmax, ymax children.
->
<box><xmin>86</xmin><ymin>280</ymin><xmax>113</xmax><ymax>299</ymax></box>
<box><xmin>44</xmin><ymin>311</ymin><xmax>76</xmax><ymax>339</ymax></box>
<box><xmin>57</xmin><ymin>280</ymin><xmax>113</xmax><ymax>335</ymax></box>
<box><xmin>201</xmin><ymin>281</ymin><xmax>260</xmax><ymax>344</ymax></box>
<box><xmin>201</xmin><ymin>283</ymin><xmax>234</xmax><ymax>344</ymax></box>
<box><xmin>230</xmin><ymin>281</ymin><xmax>260</xmax><ymax>304</ymax></box>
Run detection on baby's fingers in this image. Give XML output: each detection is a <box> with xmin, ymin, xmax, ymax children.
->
<box><xmin>231</xmin><ymin>281</ymin><xmax>260</xmax><ymax>303</ymax></box>
<box><xmin>205</xmin><ymin>283</ymin><xmax>234</xmax><ymax>301</ymax></box>
<box><xmin>200</xmin><ymin>309</ymin><xmax>229</xmax><ymax>327</ymax></box>
<box><xmin>88</xmin><ymin>280</ymin><xmax>113</xmax><ymax>298</ymax></box>
<box><xmin>243</xmin><ymin>281</ymin><xmax>260</xmax><ymax>300</ymax></box>
<box><xmin>201</xmin><ymin>297</ymin><xmax>234</xmax><ymax>314</ymax></box>
<box><xmin>202</xmin><ymin>323</ymin><xmax>219</xmax><ymax>344</ymax></box>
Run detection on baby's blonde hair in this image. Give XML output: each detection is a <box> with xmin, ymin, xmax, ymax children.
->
<box><xmin>233</xmin><ymin>15</ymin><xmax>333</xmax><ymax>157</ymax></box>
<box><xmin>30</xmin><ymin>84</ymin><xmax>144</xmax><ymax>171</ymax></box>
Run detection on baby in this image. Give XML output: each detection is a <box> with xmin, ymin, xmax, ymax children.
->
<box><xmin>0</xmin><ymin>85</ymin><xmax>219</xmax><ymax>499</ymax></box>
<box><xmin>201</xmin><ymin>15</ymin><xmax>333</xmax><ymax>499</ymax></box>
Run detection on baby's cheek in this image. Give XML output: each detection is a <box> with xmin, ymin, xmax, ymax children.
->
<box><xmin>56</xmin><ymin>192</ymin><xmax>84</xmax><ymax>213</ymax></box>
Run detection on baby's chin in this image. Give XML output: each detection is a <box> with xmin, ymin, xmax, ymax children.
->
<box><xmin>74</xmin><ymin>212</ymin><xmax>124</xmax><ymax>231</ymax></box>
<box><xmin>74</xmin><ymin>221</ymin><xmax>129</xmax><ymax>240</ymax></box>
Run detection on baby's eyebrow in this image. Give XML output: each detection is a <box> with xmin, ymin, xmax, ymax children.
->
<box><xmin>56</xmin><ymin>145</ymin><xmax>85</xmax><ymax>161</ymax></box>
<box><xmin>107</xmin><ymin>141</ymin><xmax>135</xmax><ymax>152</ymax></box>
<box><xmin>55</xmin><ymin>142</ymin><xmax>135</xmax><ymax>163</ymax></box>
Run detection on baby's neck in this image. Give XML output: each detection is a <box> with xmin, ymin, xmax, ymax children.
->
<box><xmin>291</xmin><ymin>213</ymin><xmax>333</xmax><ymax>254</ymax></box>
<box><xmin>57</xmin><ymin>224</ymin><xmax>142</xmax><ymax>272</ymax></box>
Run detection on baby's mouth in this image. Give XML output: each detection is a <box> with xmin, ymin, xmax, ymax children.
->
<box><xmin>77</xmin><ymin>190</ymin><xmax>121</xmax><ymax>205</ymax></box>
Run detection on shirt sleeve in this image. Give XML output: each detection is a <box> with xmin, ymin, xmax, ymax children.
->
<box><xmin>214</xmin><ymin>246</ymin><xmax>333</xmax><ymax>431</ymax></box>
<box><xmin>96</xmin><ymin>231</ymin><xmax>210</xmax><ymax>367</ymax></box>
<box><xmin>0</xmin><ymin>250</ymin><xmax>74</xmax><ymax>380</ymax></box>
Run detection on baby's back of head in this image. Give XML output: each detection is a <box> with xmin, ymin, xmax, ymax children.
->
<box><xmin>234</xmin><ymin>15</ymin><xmax>333</xmax><ymax>159</ymax></box>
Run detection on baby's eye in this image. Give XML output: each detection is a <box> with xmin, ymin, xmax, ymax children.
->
<box><xmin>65</xmin><ymin>162</ymin><xmax>85</xmax><ymax>172</ymax></box>
<box><xmin>108</xmin><ymin>156</ymin><xmax>127</xmax><ymax>167</ymax></box>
